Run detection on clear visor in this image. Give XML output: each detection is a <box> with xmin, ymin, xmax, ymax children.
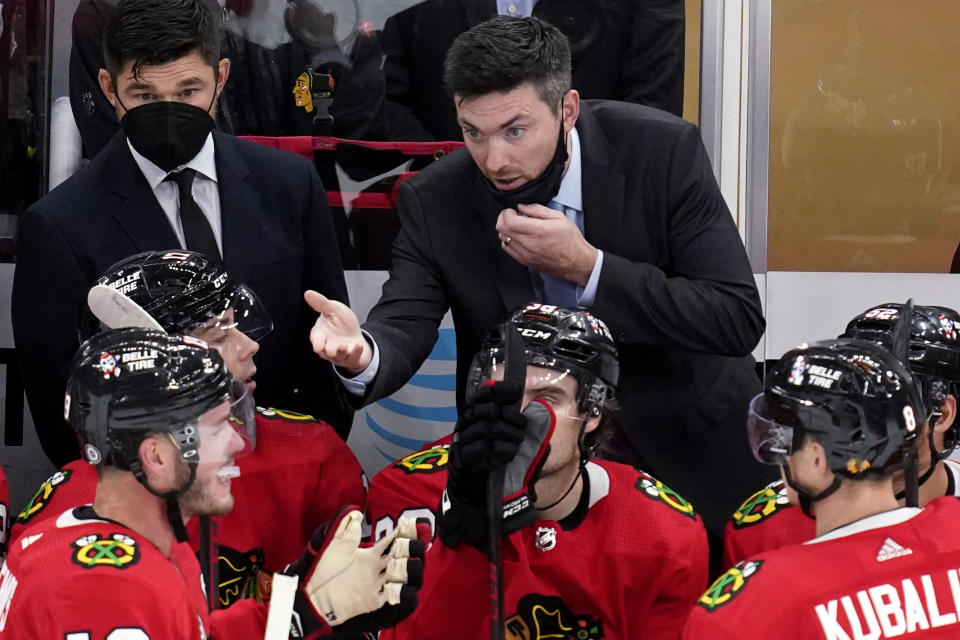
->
<box><xmin>228</xmin><ymin>379</ymin><xmax>256</xmax><ymax>456</ymax></box>
<box><xmin>188</xmin><ymin>380</ymin><xmax>256</xmax><ymax>469</ymax></box>
<box><xmin>468</xmin><ymin>347</ymin><xmax>582</xmax><ymax>419</ymax></box>
<box><xmin>196</xmin><ymin>284</ymin><xmax>273</xmax><ymax>341</ymax></box>
<box><xmin>746</xmin><ymin>393</ymin><xmax>797</xmax><ymax>466</ymax></box>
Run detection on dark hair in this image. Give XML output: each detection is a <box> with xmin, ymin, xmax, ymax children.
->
<box><xmin>443</xmin><ymin>15</ymin><xmax>571</xmax><ymax>107</ymax></box>
<box><xmin>104</xmin><ymin>0</ymin><xmax>221</xmax><ymax>80</ymax></box>
<box><xmin>582</xmin><ymin>396</ymin><xmax>619</xmax><ymax>460</ymax></box>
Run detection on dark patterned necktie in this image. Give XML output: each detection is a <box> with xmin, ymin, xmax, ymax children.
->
<box><xmin>165</xmin><ymin>168</ymin><xmax>221</xmax><ymax>264</ymax></box>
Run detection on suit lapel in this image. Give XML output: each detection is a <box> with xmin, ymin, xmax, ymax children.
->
<box><xmin>213</xmin><ymin>132</ymin><xmax>261</xmax><ymax>284</ymax></box>
<box><xmin>576</xmin><ymin>103</ymin><xmax>625</xmax><ymax>254</ymax></box>
<box><xmin>468</xmin><ymin>170</ymin><xmax>535</xmax><ymax>311</ymax></box>
<box><xmin>108</xmin><ymin>134</ymin><xmax>182</xmax><ymax>251</ymax></box>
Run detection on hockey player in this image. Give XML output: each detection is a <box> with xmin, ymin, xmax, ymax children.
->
<box><xmin>722</xmin><ymin>303</ymin><xmax>960</xmax><ymax>568</ymax></box>
<box><xmin>682</xmin><ymin>337</ymin><xmax>960</xmax><ymax>639</ymax></box>
<box><xmin>368</xmin><ymin>304</ymin><xmax>709</xmax><ymax>640</ymax></box>
<box><xmin>8</xmin><ymin>250</ymin><xmax>367</xmax><ymax>607</ymax></box>
<box><xmin>0</xmin><ymin>328</ymin><xmax>423</xmax><ymax>639</ymax></box>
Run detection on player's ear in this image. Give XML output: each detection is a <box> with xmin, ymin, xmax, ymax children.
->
<box><xmin>934</xmin><ymin>395</ymin><xmax>957</xmax><ymax>435</ymax></box>
<box><xmin>138</xmin><ymin>434</ymin><xmax>180</xmax><ymax>492</ymax></box>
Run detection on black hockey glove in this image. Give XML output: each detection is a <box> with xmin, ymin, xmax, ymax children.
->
<box><xmin>439</xmin><ymin>392</ymin><xmax>556</xmax><ymax>550</ymax></box>
<box><xmin>282</xmin><ymin>507</ymin><xmax>425</xmax><ymax>639</ymax></box>
<box><xmin>447</xmin><ymin>380</ymin><xmax>528</xmax><ymax>502</ymax></box>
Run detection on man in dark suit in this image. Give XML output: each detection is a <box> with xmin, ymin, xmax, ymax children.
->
<box><xmin>13</xmin><ymin>0</ymin><xmax>350</xmax><ymax>468</ymax></box>
<box><xmin>307</xmin><ymin>15</ymin><xmax>771</xmax><ymax>551</ymax></box>
<box><xmin>380</xmin><ymin>0</ymin><xmax>685</xmax><ymax>141</ymax></box>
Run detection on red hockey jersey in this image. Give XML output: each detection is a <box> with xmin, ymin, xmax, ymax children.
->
<box><xmin>0</xmin><ymin>507</ymin><xmax>266</xmax><ymax>639</ymax></box>
<box><xmin>685</xmin><ymin>497</ymin><xmax>960</xmax><ymax>640</ymax></box>
<box><xmin>721</xmin><ymin>460</ymin><xmax>960</xmax><ymax>570</ymax></box>
<box><xmin>368</xmin><ymin>436</ymin><xmax>709</xmax><ymax>640</ymax></box>
<box><xmin>8</xmin><ymin>407</ymin><xmax>366</xmax><ymax>606</ymax></box>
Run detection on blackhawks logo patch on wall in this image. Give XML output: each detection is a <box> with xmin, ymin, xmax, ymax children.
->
<box><xmin>698</xmin><ymin>560</ymin><xmax>763</xmax><ymax>611</ymax></box>
<box><xmin>505</xmin><ymin>594</ymin><xmax>604</xmax><ymax>640</ymax></box>
<box><xmin>72</xmin><ymin>533</ymin><xmax>140</xmax><ymax>569</ymax></box>
<box><xmin>395</xmin><ymin>445</ymin><xmax>449</xmax><ymax>474</ymax></box>
<box><xmin>731</xmin><ymin>480</ymin><xmax>791</xmax><ymax>529</ymax></box>
<box><xmin>634</xmin><ymin>470</ymin><xmax>697</xmax><ymax>519</ymax></box>
<box><xmin>17</xmin><ymin>469</ymin><xmax>73</xmax><ymax>525</ymax></box>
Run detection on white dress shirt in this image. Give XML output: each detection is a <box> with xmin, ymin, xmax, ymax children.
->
<box><xmin>127</xmin><ymin>133</ymin><xmax>223</xmax><ymax>255</ymax></box>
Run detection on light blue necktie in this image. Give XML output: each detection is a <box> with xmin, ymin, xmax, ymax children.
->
<box><xmin>540</xmin><ymin>200</ymin><xmax>580</xmax><ymax>307</ymax></box>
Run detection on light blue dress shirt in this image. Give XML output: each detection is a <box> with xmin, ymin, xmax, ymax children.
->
<box><xmin>340</xmin><ymin>127</ymin><xmax>603</xmax><ymax>393</ymax></box>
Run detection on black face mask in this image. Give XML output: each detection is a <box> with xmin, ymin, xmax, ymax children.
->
<box><xmin>485</xmin><ymin>118</ymin><xmax>569</xmax><ymax>210</ymax></box>
<box><xmin>119</xmin><ymin>98</ymin><xmax>215</xmax><ymax>172</ymax></box>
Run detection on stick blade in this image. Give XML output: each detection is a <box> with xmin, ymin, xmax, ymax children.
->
<box><xmin>87</xmin><ymin>284</ymin><xmax>165</xmax><ymax>332</ymax></box>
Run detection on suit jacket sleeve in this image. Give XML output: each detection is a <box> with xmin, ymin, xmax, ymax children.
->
<box><xmin>295</xmin><ymin>160</ymin><xmax>355</xmax><ymax>437</ymax></box>
<box><xmin>360</xmin><ymin>180</ymin><xmax>450</xmax><ymax>403</ymax></box>
<box><xmin>381</xmin><ymin>10</ymin><xmax>439</xmax><ymax>142</ymax></box>
<box><xmin>616</xmin><ymin>0</ymin><xmax>686</xmax><ymax>117</ymax></box>
<box><xmin>12</xmin><ymin>206</ymin><xmax>85</xmax><ymax>466</ymax></box>
<box><xmin>592</xmin><ymin>120</ymin><xmax>764</xmax><ymax>357</ymax></box>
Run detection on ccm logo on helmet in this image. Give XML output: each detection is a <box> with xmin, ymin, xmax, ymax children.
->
<box><xmin>520</xmin><ymin>329</ymin><xmax>553</xmax><ymax>340</ymax></box>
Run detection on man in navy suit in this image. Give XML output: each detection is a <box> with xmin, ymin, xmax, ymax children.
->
<box><xmin>12</xmin><ymin>0</ymin><xmax>351</xmax><ymax>467</ymax></box>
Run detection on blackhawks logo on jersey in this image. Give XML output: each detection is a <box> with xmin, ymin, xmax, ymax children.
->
<box><xmin>698</xmin><ymin>560</ymin><xmax>763</xmax><ymax>611</ymax></box>
<box><xmin>731</xmin><ymin>480</ymin><xmax>791</xmax><ymax>529</ymax></box>
<box><xmin>505</xmin><ymin>594</ymin><xmax>604</xmax><ymax>640</ymax></box>
<box><xmin>395</xmin><ymin>445</ymin><xmax>449</xmax><ymax>474</ymax></box>
<box><xmin>72</xmin><ymin>532</ymin><xmax>140</xmax><ymax>569</ymax></box>
<box><xmin>218</xmin><ymin>545</ymin><xmax>267</xmax><ymax>607</ymax></box>
<box><xmin>17</xmin><ymin>469</ymin><xmax>73</xmax><ymax>525</ymax></box>
<box><xmin>634</xmin><ymin>470</ymin><xmax>697</xmax><ymax>519</ymax></box>
<box><xmin>257</xmin><ymin>407</ymin><xmax>315</xmax><ymax>422</ymax></box>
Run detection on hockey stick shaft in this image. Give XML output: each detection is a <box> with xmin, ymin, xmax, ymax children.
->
<box><xmin>488</xmin><ymin>469</ymin><xmax>506</xmax><ymax>640</ymax></box>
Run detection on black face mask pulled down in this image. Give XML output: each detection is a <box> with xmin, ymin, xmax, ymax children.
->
<box><xmin>485</xmin><ymin>121</ymin><xmax>568</xmax><ymax>211</ymax></box>
<box><xmin>119</xmin><ymin>97</ymin><xmax>215</xmax><ymax>172</ymax></box>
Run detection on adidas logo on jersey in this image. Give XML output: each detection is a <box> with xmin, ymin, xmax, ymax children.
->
<box><xmin>876</xmin><ymin>537</ymin><xmax>913</xmax><ymax>562</ymax></box>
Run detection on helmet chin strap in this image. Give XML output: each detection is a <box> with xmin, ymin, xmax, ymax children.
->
<box><xmin>894</xmin><ymin>417</ymin><xmax>944</xmax><ymax>502</ymax></box>
<box><xmin>129</xmin><ymin>458</ymin><xmax>198</xmax><ymax>543</ymax></box>
<box><xmin>781</xmin><ymin>462</ymin><xmax>843</xmax><ymax>518</ymax></box>
<box><xmin>894</xmin><ymin>454</ymin><xmax>939</xmax><ymax>502</ymax></box>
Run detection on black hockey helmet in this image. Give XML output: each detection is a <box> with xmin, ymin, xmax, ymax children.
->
<box><xmin>842</xmin><ymin>303</ymin><xmax>960</xmax><ymax>451</ymax></box>
<box><xmin>81</xmin><ymin>250</ymin><xmax>272</xmax><ymax>341</ymax></box>
<box><xmin>67</xmin><ymin>327</ymin><xmax>252</xmax><ymax>543</ymax></box>
<box><xmin>748</xmin><ymin>337</ymin><xmax>925</xmax><ymax>479</ymax></box>
<box><xmin>66</xmin><ymin>327</ymin><xmax>235</xmax><ymax>471</ymax></box>
<box><xmin>468</xmin><ymin>303</ymin><xmax>619</xmax><ymax>417</ymax></box>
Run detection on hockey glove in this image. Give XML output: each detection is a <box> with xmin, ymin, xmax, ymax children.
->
<box><xmin>284</xmin><ymin>508</ymin><xmax>425</xmax><ymax>639</ymax></box>
<box><xmin>446</xmin><ymin>380</ymin><xmax>527</xmax><ymax>505</ymax></box>
<box><xmin>440</xmin><ymin>398</ymin><xmax>556</xmax><ymax>549</ymax></box>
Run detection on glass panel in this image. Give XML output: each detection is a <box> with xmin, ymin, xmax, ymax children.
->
<box><xmin>0</xmin><ymin>0</ymin><xmax>51</xmax><ymax>263</ymax></box>
<box><xmin>767</xmin><ymin>0</ymin><xmax>960</xmax><ymax>273</ymax></box>
<box><xmin>47</xmin><ymin>0</ymin><xmax>691</xmax><ymax>270</ymax></box>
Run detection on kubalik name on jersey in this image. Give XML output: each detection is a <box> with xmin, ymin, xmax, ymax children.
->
<box><xmin>815</xmin><ymin>569</ymin><xmax>960</xmax><ymax>640</ymax></box>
